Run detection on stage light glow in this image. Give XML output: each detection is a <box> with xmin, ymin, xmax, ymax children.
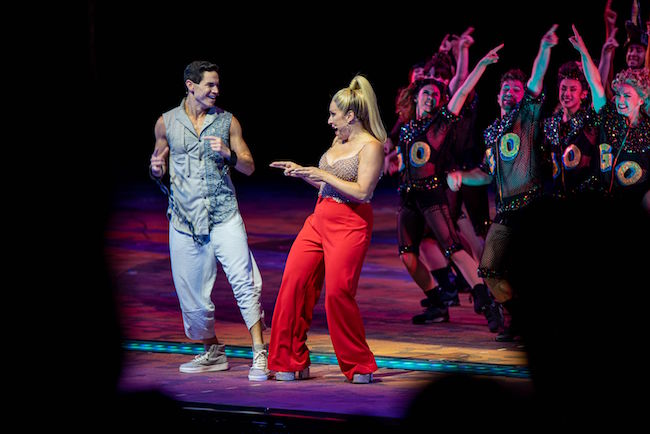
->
<box><xmin>123</xmin><ymin>339</ymin><xmax>530</xmax><ymax>379</ymax></box>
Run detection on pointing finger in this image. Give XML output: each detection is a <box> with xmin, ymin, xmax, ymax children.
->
<box><xmin>492</xmin><ymin>43</ymin><xmax>505</xmax><ymax>52</ymax></box>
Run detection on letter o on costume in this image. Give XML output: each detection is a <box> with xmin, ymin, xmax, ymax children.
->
<box><xmin>562</xmin><ymin>144</ymin><xmax>581</xmax><ymax>169</ymax></box>
<box><xmin>410</xmin><ymin>141</ymin><xmax>431</xmax><ymax>167</ymax></box>
<box><xmin>615</xmin><ymin>160</ymin><xmax>642</xmax><ymax>186</ymax></box>
<box><xmin>499</xmin><ymin>133</ymin><xmax>520</xmax><ymax>161</ymax></box>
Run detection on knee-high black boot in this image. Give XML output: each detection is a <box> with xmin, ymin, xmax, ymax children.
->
<box><xmin>449</xmin><ymin>262</ymin><xmax>471</xmax><ymax>293</ymax></box>
<box><xmin>471</xmin><ymin>284</ymin><xmax>504</xmax><ymax>333</ymax></box>
<box><xmin>496</xmin><ymin>298</ymin><xmax>521</xmax><ymax>342</ymax></box>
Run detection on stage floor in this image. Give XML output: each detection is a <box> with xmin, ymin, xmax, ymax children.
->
<box><xmin>106</xmin><ymin>175</ymin><xmax>532</xmax><ymax>426</ymax></box>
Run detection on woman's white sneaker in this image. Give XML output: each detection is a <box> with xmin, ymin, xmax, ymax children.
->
<box><xmin>248</xmin><ymin>344</ymin><xmax>270</xmax><ymax>381</ymax></box>
<box><xmin>275</xmin><ymin>367</ymin><xmax>310</xmax><ymax>381</ymax></box>
<box><xmin>352</xmin><ymin>373</ymin><xmax>373</xmax><ymax>384</ymax></box>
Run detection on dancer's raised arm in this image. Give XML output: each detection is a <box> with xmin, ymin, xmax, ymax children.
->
<box><xmin>447</xmin><ymin>43</ymin><xmax>503</xmax><ymax>115</ymax></box>
<box><xmin>569</xmin><ymin>24</ymin><xmax>607</xmax><ymax>112</ymax></box>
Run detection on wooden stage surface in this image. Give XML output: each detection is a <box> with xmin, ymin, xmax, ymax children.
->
<box><xmin>106</xmin><ymin>175</ymin><xmax>534</xmax><ymax>429</ymax></box>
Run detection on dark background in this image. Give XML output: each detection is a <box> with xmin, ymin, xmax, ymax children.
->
<box><xmin>84</xmin><ymin>0</ymin><xmax>640</xmax><ymax>187</ymax></box>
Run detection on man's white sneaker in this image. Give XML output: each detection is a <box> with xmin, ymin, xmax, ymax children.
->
<box><xmin>179</xmin><ymin>343</ymin><xmax>229</xmax><ymax>373</ymax></box>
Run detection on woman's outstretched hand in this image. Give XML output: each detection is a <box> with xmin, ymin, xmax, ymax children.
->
<box><xmin>270</xmin><ymin>161</ymin><xmax>303</xmax><ymax>176</ymax></box>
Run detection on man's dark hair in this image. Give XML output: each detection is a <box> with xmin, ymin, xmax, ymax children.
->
<box><xmin>500</xmin><ymin>68</ymin><xmax>527</xmax><ymax>88</ymax></box>
<box><xmin>183</xmin><ymin>61</ymin><xmax>220</xmax><ymax>84</ymax></box>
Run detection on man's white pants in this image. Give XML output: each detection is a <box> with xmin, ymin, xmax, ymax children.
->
<box><xmin>169</xmin><ymin>211</ymin><xmax>264</xmax><ymax>340</ymax></box>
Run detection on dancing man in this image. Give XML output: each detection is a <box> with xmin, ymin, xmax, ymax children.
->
<box><xmin>149</xmin><ymin>60</ymin><xmax>269</xmax><ymax>381</ymax></box>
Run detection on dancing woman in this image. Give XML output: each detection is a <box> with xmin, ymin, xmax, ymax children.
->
<box><xmin>569</xmin><ymin>24</ymin><xmax>650</xmax><ymax>213</ymax></box>
<box><xmin>268</xmin><ymin>75</ymin><xmax>386</xmax><ymax>383</ymax></box>
<box><xmin>395</xmin><ymin>44</ymin><xmax>504</xmax><ymax>328</ymax></box>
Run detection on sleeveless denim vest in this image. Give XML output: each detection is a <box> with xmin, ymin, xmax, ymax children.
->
<box><xmin>163</xmin><ymin>99</ymin><xmax>238</xmax><ymax>237</ymax></box>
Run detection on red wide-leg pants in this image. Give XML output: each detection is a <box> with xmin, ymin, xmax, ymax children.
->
<box><xmin>268</xmin><ymin>197</ymin><xmax>378</xmax><ymax>380</ymax></box>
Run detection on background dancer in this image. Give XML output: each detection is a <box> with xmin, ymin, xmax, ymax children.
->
<box><xmin>570</xmin><ymin>24</ymin><xmax>650</xmax><ymax>213</ymax></box>
<box><xmin>447</xmin><ymin>25</ymin><xmax>559</xmax><ymax>341</ymax></box>
<box><xmin>543</xmin><ymin>60</ymin><xmax>599</xmax><ymax>199</ymax></box>
<box><xmin>393</xmin><ymin>43</ymin><xmax>504</xmax><ymax>331</ymax></box>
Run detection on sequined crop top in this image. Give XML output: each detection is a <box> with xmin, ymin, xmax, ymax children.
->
<box><xmin>318</xmin><ymin>149</ymin><xmax>370</xmax><ymax>203</ymax></box>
